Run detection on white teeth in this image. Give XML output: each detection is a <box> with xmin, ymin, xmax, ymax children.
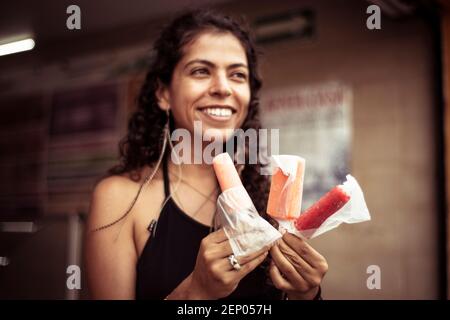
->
<box><xmin>202</xmin><ymin>107</ymin><xmax>233</xmax><ymax>117</ymax></box>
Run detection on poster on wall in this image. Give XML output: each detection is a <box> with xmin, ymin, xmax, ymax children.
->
<box><xmin>260</xmin><ymin>82</ymin><xmax>352</xmax><ymax>209</ymax></box>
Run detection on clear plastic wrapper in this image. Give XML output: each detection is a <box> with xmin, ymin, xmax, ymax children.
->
<box><xmin>214</xmin><ymin>185</ymin><xmax>282</xmax><ymax>258</ymax></box>
<box><xmin>278</xmin><ymin>174</ymin><xmax>371</xmax><ymax>239</ymax></box>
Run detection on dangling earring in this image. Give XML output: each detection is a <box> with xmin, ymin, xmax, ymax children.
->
<box><xmin>161</xmin><ymin>109</ymin><xmax>170</xmax><ymax>148</ymax></box>
<box><xmin>91</xmin><ymin>108</ymin><xmax>171</xmax><ymax>233</ymax></box>
<box><xmin>164</xmin><ymin>109</ymin><xmax>170</xmax><ymax>133</ymax></box>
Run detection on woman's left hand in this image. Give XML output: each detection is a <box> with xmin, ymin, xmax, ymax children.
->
<box><xmin>269</xmin><ymin>232</ymin><xmax>328</xmax><ymax>300</ymax></box>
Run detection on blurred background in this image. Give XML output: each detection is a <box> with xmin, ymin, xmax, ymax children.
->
<box><xmin>0</xmin><ymin>0</ymin><xmax>449</xmax><ymax>299</ymax></box>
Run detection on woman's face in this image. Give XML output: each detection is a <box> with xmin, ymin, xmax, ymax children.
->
<box><xmin>158</xmin><ymin>31</ymin><xmax>251</xmax><ymax>141</ymax></box>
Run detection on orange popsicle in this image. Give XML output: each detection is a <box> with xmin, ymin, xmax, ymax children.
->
<box><xmin>267</xmin><ymin>157</ymin><xmax>305</xmax><ymax>220</ymax></box>
<box><xmin>212</xmin><ymin>153</ymin><xmax>242</xmax><ymax>191</ymax></box>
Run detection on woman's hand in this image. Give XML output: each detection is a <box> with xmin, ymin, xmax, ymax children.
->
<box><xmin>269</xmin><ymin>232</ymin><xmax>328</xmax><ymax>300</ymax></box>
<box><xmin>187</xmin><ymin>229</ymin><xmax>270</xmax><ymax>299</ymax></box>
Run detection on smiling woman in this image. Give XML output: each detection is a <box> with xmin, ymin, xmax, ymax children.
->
<box><xmin>84</xmin><ymin>9</ymin><xmax>326</xmax><ymax>300</ymax></box>
<box><xmin>157</xmin><ymin>31</ymin><xmax>251</xmax><ymax>142</ymax></box>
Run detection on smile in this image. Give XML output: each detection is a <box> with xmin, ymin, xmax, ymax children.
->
<box><xmin>197</xmin><ymin>105</ymin><xmax>237</xmax><ymax>121</ymax></box>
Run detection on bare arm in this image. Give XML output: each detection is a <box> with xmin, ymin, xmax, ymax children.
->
<box><xmin>84</xmin><ymin>177</ymin><xmax>138</xmax><ymax>299</ymax></box>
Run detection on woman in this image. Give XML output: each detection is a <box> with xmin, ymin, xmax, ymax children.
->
<box><xmin>85</xmin><ymin>9</ymin><xmax>328</xmax><ymax>300</ymax></box>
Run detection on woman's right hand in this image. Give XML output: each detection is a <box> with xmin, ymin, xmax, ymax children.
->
<box><xmin>188</xmin><ymin>229</ymin><xmax>270</xmax><ymax>299</ymax></box>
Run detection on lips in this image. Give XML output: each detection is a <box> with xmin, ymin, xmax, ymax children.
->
<box><xmin>198</xmin><ymin>104</ymin><xmax>237</xmax><ymax>113</ymax></box>
<box><xmin>197</xmin><ymin>105</ymin><xmax>237</xmax><ymax>119</ymax></box>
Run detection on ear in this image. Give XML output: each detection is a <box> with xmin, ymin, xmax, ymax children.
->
<box><xmin>156</xmin><ymin>80</ymin><xmax>171</xmax><ymax>111</ymax></box>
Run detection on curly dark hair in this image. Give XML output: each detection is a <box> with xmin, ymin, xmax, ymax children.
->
<box><xmin>108</xmin><ymin>9</ymin><xmax>270</xmax><ymax>218</ymax></box>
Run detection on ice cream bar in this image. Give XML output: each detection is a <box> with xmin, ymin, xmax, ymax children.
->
<box><xmin>212</xmin><ymin>153</ymin><xmax>242</xmax><ymax>191</ymax></box>
<box><xmin>295</xmin><ymin>186</ymin><xmax>350</xmax><ymax>231</ymax></box>
<box><xmin>267</xmin><ymin>157</ymin><xmax>305</xmax><ymax>220</ymax></box>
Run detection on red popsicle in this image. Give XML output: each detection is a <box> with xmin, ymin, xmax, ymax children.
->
<box><xmin>295</xmin><ymin>186</ymin><xmax>350</xmax><ymax>231</ymax></box>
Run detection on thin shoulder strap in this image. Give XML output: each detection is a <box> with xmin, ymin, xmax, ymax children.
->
<box><xmin>146</xmin><ymin>152</ymin><xmax>171</xmax><ymax>234</ymax></box>
<box><xmin>162</xmin><ymin>152</ymin><xmax>171</xmax><ymax>198</ymax></box>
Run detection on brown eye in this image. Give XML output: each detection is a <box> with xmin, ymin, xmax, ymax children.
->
<box><xmin>192</xmin><ymin>68</ymin><xmax>209</xmax><ymax>76</ymax></box>
<box><xmin>231</xmin><ymin>72</ymin><xmax>247</xmax><ymax>80</ymax></box>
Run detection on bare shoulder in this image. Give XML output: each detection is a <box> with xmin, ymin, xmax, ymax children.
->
<box><xmin>92</xmin><ymin>175</ymin><xmax>134</xmax><ymax>201</ymax></box>
<box><xmin>85</xmin><ymin>173</ymin><xmax>149</xmax><ymax>299</ymax></box>
<box><xmin>87</xmin><ymin>167</ymin><xmax>165</xmax><ymax>233</ymax></box>
<box><xmin>87</xmin><ymin>175</ymin><xmax>138</xmax><ymax>231</ymax></box>
<box><xmin>92</xmin><ymin>173</ymin><xmax>144</xmax><ymax>204</ymax></box>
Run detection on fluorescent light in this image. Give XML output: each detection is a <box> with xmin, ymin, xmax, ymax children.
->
<box><xmin>0</xmin><ymin>221</ymin><xmax>36</xmax><ymax>233</ymax></box>
<box><xmin>0</xmin><ymin>38</ymin><xmax>35</xmax><ymax>57</ymax></box>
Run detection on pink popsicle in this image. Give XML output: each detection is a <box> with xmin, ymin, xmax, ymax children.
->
<box><xmin>212</xmin><ymin>153</ymin><xmax>242</xmax><ymax>192</ymax></box>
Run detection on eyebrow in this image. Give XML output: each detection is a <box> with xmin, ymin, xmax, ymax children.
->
<box><xmin>184</xmin><ymin>59</ymin><xmax>248</xmax><ymax>70</ymax></box>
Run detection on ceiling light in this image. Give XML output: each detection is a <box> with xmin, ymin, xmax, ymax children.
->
<box><xmin>0</xmin><ymin>38</ymin><xmax>35</xmax><ymax>57</ymax></box>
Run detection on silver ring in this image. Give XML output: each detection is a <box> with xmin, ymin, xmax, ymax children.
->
<box><xmin>228</xmin><ymin>254</ymin><xmax>241</xmax><ymax>271</ymax></box>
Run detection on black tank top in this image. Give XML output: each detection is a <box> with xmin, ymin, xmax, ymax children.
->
<box><xmin>135</xmin><ymin>157</ymin><xmax>282</xmax><ymax>300</ymax></box>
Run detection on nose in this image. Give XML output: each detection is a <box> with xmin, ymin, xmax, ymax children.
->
<box><xmin>209</xmin><ymin>73</ymin><xmax>232</xmax><ymax>98</ymax></box>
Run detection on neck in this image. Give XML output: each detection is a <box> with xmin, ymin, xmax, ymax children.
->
<box><xmin>168</xmin><ymin>158</ymin><xmax>216</xmax><ymax>181</ymax></box>
<box><xmin>168</xmin><ymin>152</ymin><xmax>217</xmax><ymax>183</ymax></box>
<box><xmin>166</xmin><ymin>138</ymin><xmax>224</xmax><ymax>183</ymax></box>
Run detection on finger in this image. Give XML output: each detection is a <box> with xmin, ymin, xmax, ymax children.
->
<box><xmin>269</xmin><ymin>262</ymin><xmax>295</xmax><ymax>292</ymax></box>
<box><xmin>216</xmin><ymin>252</ymin><xmax>266</xmax><ymax>273</ymax></box>
<box><xmin>235</xmin><ymin>250</ymin><xmax>268</xmax><ymax>278</ymax></box>
<box><xmin>220</xmin><ymin>246</ymin><xmax>270</xmax><ymax>273</ymax></box>
<box><xmin>208</xmin><ymin>228</ymin><xmax>228</xmax><ymax>243</ymax></box>
<box><xmin>201</xmin><ymin>239</ymin><xmax>232</xmax><ymax>261</ymax></box>
<box><xmin>282</xmin><ymin>232</ymin><xmax>325</xmax><ymax>267</ymax></box>
<box><xmin>210</xmin><ymin>240</ymin><xmax>234</xmax><ymax>259</ymax></box>
<box><xmin>278</xmin><ymin>239</ymin><xmax>324</xmax><ymax>288</ymax></box>
<box><xmin>237</xmin><ymin>245</ymin><xmax>271</xmax><ymax>265</ymax></box>
<box><xmin>215</xmin><ymin>257</ymin><xmax>239</xmax><ymax>272</ymax></box>
<box><xmin>278</xmin><ymin>239</ymin><xmax>315</xmax><ymax>277</ymax></box>
<box><xmin>270</xmin><ymin>244</ymin><xmax>307</xmax><ymax>290</ymax></box>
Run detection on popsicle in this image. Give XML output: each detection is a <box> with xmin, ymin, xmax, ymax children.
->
<box><xmin>212</xmin><ymin>153</ymin><xmax>242</xmax><ymax>191</ymax></box>
<box><xmin>267</xmin><ymin>157</ymin><xmax>305</xmax><ymax>220</ymax></box>
<box><xmin>295</xmin><ymin>185</ymin><xmax>350</xmax><ymax>231</ymax></box>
